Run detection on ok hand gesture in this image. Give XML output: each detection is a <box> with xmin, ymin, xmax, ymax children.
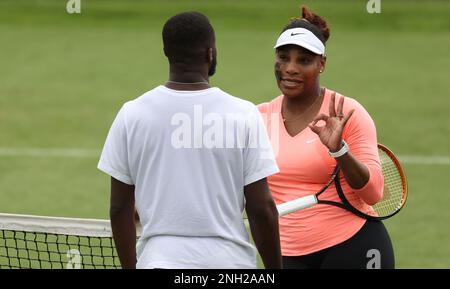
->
<box><xmin>308</xmin><ymin>92</ymin><xmax>354</xmax><ymax>152</ymax></box>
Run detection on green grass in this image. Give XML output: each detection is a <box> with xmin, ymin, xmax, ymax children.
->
<box><xmin>1</xmin><ymin>0</ymin><xmax>449</xmax><ymax>268</ymax></box>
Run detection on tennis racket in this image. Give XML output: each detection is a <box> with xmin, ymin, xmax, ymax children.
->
<box><xmin>276</xmin><ymin>143</ymin><xmax>408</xmax><ymax>220</ymax></box>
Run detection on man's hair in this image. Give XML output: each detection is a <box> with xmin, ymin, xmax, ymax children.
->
<box><xmin>162</xmin><ymin>12</ymin><xmax>215</xmax><ymax>65</ymax></box>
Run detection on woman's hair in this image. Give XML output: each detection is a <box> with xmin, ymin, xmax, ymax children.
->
<box><xmin>282</xmin><ymin>6</ymin><xmax>330</xmax><ymax>45</ymax></box>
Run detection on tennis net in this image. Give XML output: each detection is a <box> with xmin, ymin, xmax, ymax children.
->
<box><xmin>0</xmin><ymin>213</ymin><xmax>130</xmax><ymax>269</ymax></box>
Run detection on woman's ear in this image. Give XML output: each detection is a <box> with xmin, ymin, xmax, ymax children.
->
<box><xmin>319</xmin><ymin>56</ymin><xmax>327</xmax><ymax>73</ymax></box>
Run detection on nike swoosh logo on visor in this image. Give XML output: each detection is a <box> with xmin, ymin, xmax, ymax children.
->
<box><xmin>291</xmin><ymin>32</ymin><xmax>306</xmax><ymax>36</ymax></box>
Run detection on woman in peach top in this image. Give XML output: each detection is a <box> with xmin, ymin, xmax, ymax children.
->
<box><xmin>258</xmin><ymin>6</ymin><xmax>395</xmax><ymax>268</ymax></box>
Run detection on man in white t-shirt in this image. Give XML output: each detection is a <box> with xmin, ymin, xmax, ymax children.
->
<box><xmin>98</xmin><ymin>11</ymin><xmax>282</xmax><ymax>269</ymax></box>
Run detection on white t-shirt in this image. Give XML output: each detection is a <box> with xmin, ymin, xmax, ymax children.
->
<box><xmin>98</xmin><ymin>85</ymin><xmax>279</xmax><ymax>268</ymax></box>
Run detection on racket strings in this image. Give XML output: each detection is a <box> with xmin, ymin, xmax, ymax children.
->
<box><xmin>369</xmin><ymin>151</ymin><xmax>406</xmax><ymax>217</ymax></box>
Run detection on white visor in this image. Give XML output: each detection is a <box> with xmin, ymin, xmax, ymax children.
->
<box><xmin>274</xmin><ymin>28</ymin><xmax>325</xmax><ymax>55</ymax></box>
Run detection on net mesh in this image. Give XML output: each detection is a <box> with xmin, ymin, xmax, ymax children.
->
<box><xmin>0</xmin><ymin>214</ymin><xmax>122</xmax><ymax>269</ymax></box>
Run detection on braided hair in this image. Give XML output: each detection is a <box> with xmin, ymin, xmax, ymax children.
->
<box><xmin>281</xmin><ymin>6</ymin><xmax>330</xmax><ymax>46</ymax></box>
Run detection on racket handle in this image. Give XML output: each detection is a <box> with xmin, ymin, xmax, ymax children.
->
<box><xmin>277</xmin><ymin>195</ymin><xmax>318</xmax><ymax>216</ymax></box>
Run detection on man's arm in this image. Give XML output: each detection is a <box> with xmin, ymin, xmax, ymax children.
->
<box><xmin>244</xmin><ymin>178</ymin><xmax>282</xmax><ymax>269</ymax></box>
<box><xmin>110</xmin><ymin>177</ymin><xmax>136</xmax><ymax>269</ymax></box>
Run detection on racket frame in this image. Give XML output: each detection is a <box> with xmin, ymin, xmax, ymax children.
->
<box><xmin>276</xmin><ymin>144</ymin><xmax>408</xmax><ymax>220</ymax></box>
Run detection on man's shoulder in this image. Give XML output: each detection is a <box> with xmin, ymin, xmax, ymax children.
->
<box><xmin>120</xmin><ymin>86</ymin><xmax>163</xmax><ymax>110</ymax></box>
<box><xmin>132</xmin><ymin>86</ymin><xmax>163</xmax><ymax>102</ymax></box>
<box><xmin>214</xmin><ymin>88</ymin><xmax>258</xmax><ymax>113</ymax></box>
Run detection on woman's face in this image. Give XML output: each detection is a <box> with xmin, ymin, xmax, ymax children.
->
<box><xmin>274</xmin><ymin>44</ymin><xmax>325</xmax><ymax>99</ymax></box>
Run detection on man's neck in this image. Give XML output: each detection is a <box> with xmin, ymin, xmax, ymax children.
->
<box><xmin>164</xmin><ymin>80</ymin><xmax>211</xmax><ymax>91</ymax></box>
<box><xmin>165</xmin><ymin>70</ymin><xmax>211</xmax><ymax>91</ymax></box>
